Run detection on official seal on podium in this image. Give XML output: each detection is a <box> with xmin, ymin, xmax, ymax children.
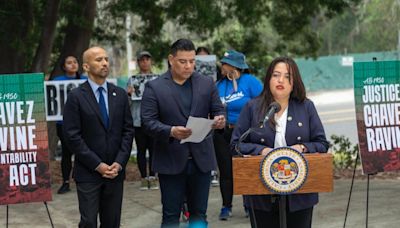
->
<box><xmin>260</xmin><ymin>147</ymin><xmax>308</xmax><ymax>194</ymax></box>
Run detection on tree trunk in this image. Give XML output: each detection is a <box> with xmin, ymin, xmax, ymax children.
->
<box><xmin>50</xmin><ymin>0</ymin><xmax>97</xmax><ymax>78</ymax></box>
<box><xmin>47</xmin><ymin>0</ymin><xmax>97</xmax><ymax>159</ymax></box>
<box><xmin>31</xmin><ymin>0</ymin><xmax>61</xmax><ymax>74</ymax></box>
<box><xmin>0</xmin><ymin>0</ymin><xmax>33</xmax><ymax>73</ymax></box>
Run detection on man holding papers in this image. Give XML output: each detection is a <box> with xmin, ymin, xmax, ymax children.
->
<box><xmin>141</xmin><ymin>38</ymin><xmax>225</xmax><ymax>227</ymax></box>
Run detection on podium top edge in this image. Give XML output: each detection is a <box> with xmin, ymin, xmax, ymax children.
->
<box><xmin>233</xmin><ymin>153</ymin><xmax>332</xmax><ymax>160</ymax></box>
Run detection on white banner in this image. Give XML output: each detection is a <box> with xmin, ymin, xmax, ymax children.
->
<box><xmin>44</xmin><ymin>79</ymin><xmax>117</xmax><ymax>121</ymax></box>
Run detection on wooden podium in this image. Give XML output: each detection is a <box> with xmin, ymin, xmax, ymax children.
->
<box><xmin>233</xmin><ymin>153</ymin><xmax>333</xmax><ymax>195</ymax></box>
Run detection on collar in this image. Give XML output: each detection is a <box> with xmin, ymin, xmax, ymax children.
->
<box><xmin>87</xmin><ymin>77</ymin><xmax>108</xmax><ymax>93</ymax></box>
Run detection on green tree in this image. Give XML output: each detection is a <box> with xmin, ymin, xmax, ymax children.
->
<box><xmin>0</xmin><ymin>0</ymin><xmax>39</xmax><ymax>73</ymax></box>
<box><xmin>0</xmin><ymin>0</ymin><xmax>360</xmax><ymax>156</ymax></box>
<box><xmin>0</xmin><ymin>0</ymin><xmax>360</xmax><ymax>74</ymax></box>
<box><xmin>353</xmin><ymin>0</ymin><xmax>400</xmax><ymax>53</ymax></box>
<box><xmin>330</xmin><ymin>135</ymin><xmax>359</xmax><ymax>169</ymax></box>
<box><xmin>50</xmin><ymin>0</ymin><xmax>97</xmax><ymax>77</ymax></box>
<box><xmin>317</xmin><ymin>0</ymin><xmax>400</xmax><ymax>55</ymax></box>
<box><xmin>111</xmin><ymin>0</ymin><xmax>360</xmax><ymax>66</ymax></box>
<box><xmin>0</xmin><ymin>0</ymin><xmax>96</xmax><ymax>76</ymax></box>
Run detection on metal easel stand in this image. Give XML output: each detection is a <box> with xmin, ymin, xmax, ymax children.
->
<box><xmin>44</xmin><ymin>201</ymin><xmax>55</xmax><ymax>228</ymax></box>
<box><xmin>6</xmin><ymin>205</ymin><xmax>8</xmax><ymax>228</ymax></box>
<box><xmin>344</xmin><ymin>56</ymin><xmax>378</xmax><ymax>228</ymax></box>
<box><xmin>365</xmin><ymin>173</ymin><xmax>375</xmax><ymax>228</ymax></box>
<box><xmin>5</xmin><ymin>202</ymin><xmax>54</xmax><ymax>228</ymax></box>
<box><xmin>364</xmin><ymin>56</ymin><xmax>378</xmax><ymax>228</ymax></box>
<box><xmin>343</xmin><ymin>152</ymin><xmax>359</xmax><ymax>228</ymax></box>
<box><xmin>342</xmin><ymin>151</ymin><xmax>375</xmax><ymax>228</ymax></box>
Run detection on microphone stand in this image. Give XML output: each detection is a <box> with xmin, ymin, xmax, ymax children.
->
<box><xmin>234</xmin><ymin>126</ymin><xmax>258</xmax><ymax>227</ymax></box>
<box><xmin>234</xmin><ymin>122</ymin><xmax>264</xmax><ymax>157</ymax></box>
<box><xmin>279</xmin><ymin>195</ymin><xmax>287</xmax><ymax>228</ymax></box>
<box><xmin>234</xmin><ymin>127</ymin><xmax>253</xmax><ymax>157</ymax></box>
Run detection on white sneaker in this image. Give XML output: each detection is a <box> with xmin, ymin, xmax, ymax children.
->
<box><xmin>211</xmin><ymin>178</ymin><xmax>219</xmax><ymax>187</ymax></box>
<box><xmin>140</xmin><ymin>178</ymin><xmax>149</xmax><ymax>190</ymax></box>
<box><xmin>211</xmin><ymin>171</ymin><xmax>219</xmax><ymax>187</ymax></box>
<box><xmin>148</xmin><ymin>176</ymin><xmax>159</xmax><ymax>190</ymax></box>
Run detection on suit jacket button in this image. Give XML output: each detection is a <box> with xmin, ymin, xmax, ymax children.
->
<box><xmin>287</xmin><ymin>116</ymin><xmax>292</xmax><ymax>121</ymax></box>
<box><xmin>297</xmin><ymin>136</ymin><xmax>302</xmax><ymax>141</ymax></box>
<box><xmin>261</xmin><ymin>138</ymin><xmax>265</xmax><ymax>143</ymax></box>
<box><xmin>298</xmin><ymin>122</ymin><xmax>303</xmax><ymax>127</ymax></box>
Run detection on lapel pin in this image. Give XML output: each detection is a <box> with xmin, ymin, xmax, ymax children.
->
<box><xmin>287</xmin><ymin>116</ymin><xmax>292</xmax><ymax>121</ymax></box>
<box><xmin>112</xmin><ymin>92</ymin><xmax>116</xmax><ymax>96</ymax></box>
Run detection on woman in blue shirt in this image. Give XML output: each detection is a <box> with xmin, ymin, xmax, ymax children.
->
<box><xmin>53</xmin><ymin>55</ymin><xmax>87</xmax><ymax>194</ymax></box>
<box><xmin>215</xmin><ymin>50</ymin><xmax>262</xmax><ymax>220</ymax></box>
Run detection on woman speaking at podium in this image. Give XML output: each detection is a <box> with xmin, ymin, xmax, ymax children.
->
<box><xmin>231</xmin><ymin>57</ymin><xmax>329</xmax><ymax>228</ymax></box>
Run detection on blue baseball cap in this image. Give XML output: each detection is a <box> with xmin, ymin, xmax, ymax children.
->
<box><xmin>220</xmin><ymin>50</ymin><xmax>249</xmax><ymax>70</ymax></box>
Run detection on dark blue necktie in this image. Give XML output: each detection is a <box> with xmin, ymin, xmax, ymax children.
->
<box><xmin>98</xmin><ymin>87</ymin><xmax>109</xmax><ymax>128</ymax></box>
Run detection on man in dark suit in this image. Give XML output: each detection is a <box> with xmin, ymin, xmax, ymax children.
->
<box><xmin>141</xmin><ymin>39</ymin><xmax>226</xmax><ymax>227</ymax></box>
<box><xmin>63</xmin><ymin>46</ymin><xmax>134</xmax><ymax>228</ymax></box>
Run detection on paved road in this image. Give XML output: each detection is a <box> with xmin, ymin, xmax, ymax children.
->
<box><xmin>1</xmin><ymin>179</ymin><xmax>399</xmax><ymax>227</ymax></box>
<box><xmin>310</xmin><ymin>89</ymin><xmax>359</xmax><ymax>144</ymax></box>
<box><xmin>3</xmin><ymin>89</ymin><xmax>397</xmax><ymax>227</ymax></box>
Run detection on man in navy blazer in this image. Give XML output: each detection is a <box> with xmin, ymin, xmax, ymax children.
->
<box><xmin>63</xmin><ymin>46</ymin><xmax>134</xmax><ymax>228</ymax></box>
<box><xmin>141</xmin><ymin>39</ymin><xmax>226</xmax><ymax>227</ymax></box>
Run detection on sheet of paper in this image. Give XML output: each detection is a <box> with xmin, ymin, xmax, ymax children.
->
<box><xmin>180</xmin><ymin>116</ymin><xmax>214</xmax><ymax>144</ymax></box>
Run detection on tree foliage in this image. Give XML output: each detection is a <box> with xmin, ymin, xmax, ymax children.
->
<box><xmin>4</xmin><ymin>0</ymin><xmax>388</xmax><ymax>156</ymax></box>
<box><xmin>0</xmin><ymin>0</ymin><xmax>38</xmax><ymax>73</ymax></box>
<box><xmin>0</xmin><ymin>0</ymin><xmax>362</xmax><ymax>75</ymax></box>
<box><xmin>106</xmin><ymin>0</ymin><xmax>359</xmax><ymax>75</ymax></box>
<box><xmin>50</xmin><ymin>0</ymin><xmax>96</xmax><ymax>77</ymax></box>
<box><xmin>330</xmin><ymin>135</ymin><xmax>360</xmax><ymax>170</ymax></box>
<box><xmin>317</xmin><ymin>0</ymin><xmax>400</xmax><ymax>55</ymax></box>
<box><xmin>0</xmin><ymin>0</ymin><xmax>96</xmax><ymax>76</ymax></box>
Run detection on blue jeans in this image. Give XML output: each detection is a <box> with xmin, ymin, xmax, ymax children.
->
<box><xmin>159</xmin><ymin>159</ymin><xmax>211</xmax><ymax>227</ymax></box>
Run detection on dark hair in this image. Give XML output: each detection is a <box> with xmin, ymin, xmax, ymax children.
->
<box><xmin>196</xmin><ymin>46</ymin><xmax>210</xmax><ymax>55</ymax></box>
<box><xmin>60</xmin><ymin>55</ymin><xmax>81</xmax><ymax>79</ymax></box>
<box><xmin>170</xmin><ymin>39</ymin><xmax>196</xmax><ymax>56</ymax></box>
<box><xmin>258</xmin><ymin>57</ymin><xmax>306</xmax><ymax>123</ymax></box>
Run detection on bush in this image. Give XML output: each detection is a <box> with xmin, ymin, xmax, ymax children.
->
<box><xmin>330</xmin><ymin>134</ymin><xmax>360</xmax><ymax>169</ymax></box>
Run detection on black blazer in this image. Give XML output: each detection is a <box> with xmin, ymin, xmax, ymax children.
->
<box><xmin>141</xmin><ymin>70</ymin><xmax>225</xmax><ymax>175</ymax></box>
<box><xmin>231</xmin><ymin>98</ymin><xmax>329</xmax><ymax>212</ymax></box>
<box><xmin>63</xmin><ymin>81</ymin><xmax>134</xmax><ymax>183</ymax></box>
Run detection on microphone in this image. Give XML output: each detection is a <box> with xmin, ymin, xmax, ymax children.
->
<box><xmin>260</xmin><ymin>102</ymin><xmax>281</xmax><ymax>127</ymax></box>
<box><xmin>235</xmin><ymin>102</ymin><xmax>281</xmax><ymax>156</ymax></box>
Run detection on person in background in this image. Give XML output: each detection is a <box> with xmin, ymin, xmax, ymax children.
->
<box><xmin>215</xmin><ymin>50</ymin><xmax>263</xmax><ymax>220</ymax></box>
<box><xmin>141</xmin><ymin>39</ymin><xmax>226</xmax><ymax>227</ymax></box>
<box><xmin>196</xmin><ymin>46</ymin><xmax>219</xmax><ymax>187</ymax></box>
<box><xmin>63</xmin><ymin>47</ymin><xmax>134</xmax><ymax>227</ymax></box>
<box><xmin>196</xmin><ymin>47</ymin><xmax>209</xmax><ymax>55</ymax></box>
<box><xmin>231</xmin><ymin>57</ymin><xmax>329</xmax><ymax>228</ymax></box>
<box><xmin>126</xmin><ymin>51</ymin><xmax>158</xmax><ymax>190</ymax></box>
<box><xmin>196</xmin><ymin>46</ymin><xmax>224</xmax><ymax>81</ymax></box>
<box><xmin>53</xmin><ymin>55</ymin><xmax>87</xmax><ymax>194</ymax></box>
